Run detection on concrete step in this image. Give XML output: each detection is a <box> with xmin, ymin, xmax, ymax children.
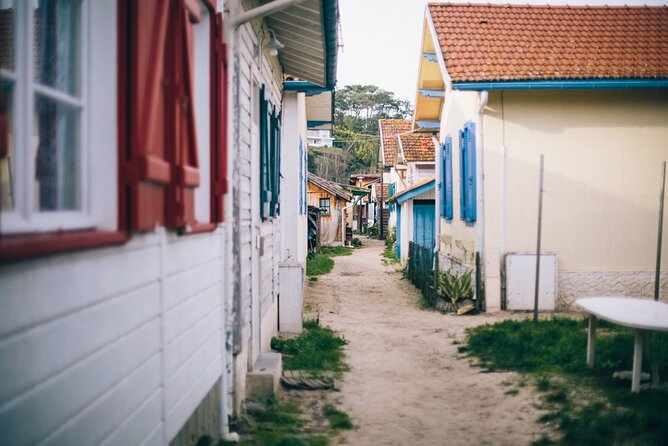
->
<box><xmin>246</xmin><ymin>352</ymin><xmax>282</xmax><ymax>399</ymax></box>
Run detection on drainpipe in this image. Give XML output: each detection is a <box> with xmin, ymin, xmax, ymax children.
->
<box><xmin>475</xmin><ymin>90</ymin><xmax>489</xmax><ymax>305</ymax></box>
<box><xmin>230</xmin><ymin>0</ymin><xmax>309</xmax><ymax>28</ymax></box>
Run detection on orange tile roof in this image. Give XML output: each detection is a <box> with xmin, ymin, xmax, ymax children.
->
<box><xmin>428</xmin><ymin>3</ymin><xmax>668</xmax><ymax>82</ymax></box>
<box><xmin>379</xmin><ymin>119</ymin><xmax>412</xmax><ymax>165</ymax></box>
<box><xmin>399</xmin><ymin>133</ymin><xmax>437</xmax><ymax>162</ymax></box>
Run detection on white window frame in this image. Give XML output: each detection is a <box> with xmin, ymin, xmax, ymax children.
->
<box><xmin>193</xmin><ymin>0</ymin><xmax>211</xmax><ymax>224</ymax></box>
<box><xmin>1</xmin><ymin>0</ymin><xmax>117</xmax><ymax>235</ymax></box>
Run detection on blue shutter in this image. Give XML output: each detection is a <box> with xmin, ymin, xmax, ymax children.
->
<box><xmin>444</xmin><ymin>135</ymin><xmax>453</xmax><ymax>221</ymax></box>
<box><xmin>464</xmin><ymin>122</ymin><xmax>476</xmax><ymax>222</ymax></box>
<box><xmin>298</xmin><ymin>138</ymin><xmax>304</xmax><ymax>215</ymax></box>
<box><xmin>459</xmin><ymin>128</ymin><xmax>466</xmax><ymax>220</ymax></box>
<box><xmin>440</xmin><ymin>142</ymin><xmax>446</xmax><ymax>218</ymax></box>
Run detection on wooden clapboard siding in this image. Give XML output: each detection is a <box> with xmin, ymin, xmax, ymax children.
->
<box><xmin>0</xmin><ymin>229</ymin><xmax>227</xmax><ymax>445</ymax></box>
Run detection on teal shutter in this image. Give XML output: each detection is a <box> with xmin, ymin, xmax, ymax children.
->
<box><xmin>269</xmin><ymin>109</ymin><xmax>280</xmax><ymax>217</ymax></box>
<box><xmin>464</xmin><ymin>122</ymin><xmax>476</xmax><ymax>222</ymax></box>
<box><xmin>444</xmin><ymin>135</ymin><xmax>453</xmax><ymax>220</ymax></box>
<box><xmin>260</xmin><ymin>86</ymin><xmax>270</xmax><ymax>219</ymax></box>
<box><xmin>387</xmin><ymin>183</ymin><xmax>395</xmax><ymax>212</ymax></box>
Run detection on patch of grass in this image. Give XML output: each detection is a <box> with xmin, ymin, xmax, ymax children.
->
<box><xmin>306</xmin><ymin>255</ymin><xmax>334</xmax><ymax>276</ymax></box>
<box><xmin>381</xmin><ymin>247</ymin><xmax>399</xmax><ymax>263</ymax></box>
<box><xmin>305</xmin><ymin>247</ymin><xmax>352</xmax><ymax>276</ymax></box>
<box><xmin>323</xmin><ymin>405</ymin><xmax>353</xmax><ymax>430</ymax></box>
<box><xmin>320</xmin><ymin>246</ymin><xmax>352</xmax><ymax>257</ymax></box>
<box><xmin>531</xmin><ymin>434</ymin><xmax>557</xmax><ymax>446</ymax></box>
<box><xmin>465</xmin><ymin>317</ymin><xmax>668</xmax><ymax>445</ymax></box>
<box><xmin>271</xmin><ymin>319</ymin><xmax>348</xmax><ymax>373</ymax></box>
<box><xmin>504</xmin><ymin>388</ymin><xmax>519</xmax><ymax>396</ymax></box>
<box><xmin>225</xmin><ymin>394</ymin><xmax>332</xmax><ymax>446</ymax></box>
<box><xmin>307</xmin><ymin>276</ymin><xmax>318</xmax><ymax>282</ymax></box>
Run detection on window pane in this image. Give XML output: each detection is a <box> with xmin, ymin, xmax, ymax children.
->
<box><xmin>33</xmin><ymin>95</ymin><xmax>80</xmax><ymax>211</ymax></box>
<box><xmin>33</xmin><ymin>0</ymin><xmax>81</xmax><ymax>96</ymax></box>
<box><xmin>0</xmin><ymin>1</ymin><xmax>14</xmax><ymax>71</ymax></box>
<box><xmin>0</xmin><ymin>80</ymin><xmax>13</xmax><ymax>210</ymax></box>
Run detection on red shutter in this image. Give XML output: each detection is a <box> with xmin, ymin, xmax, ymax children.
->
<box><xmin>170</xmin><ymin>0</ymin><xmax>201</xmax><ymax>228</ymax></box>
<box><xmin>127</xmin><ymin>0</ymin><xmax>171</xmax><ymax>231</ymax></box>
<box><xmin>213</xmin><ymin>12</ymin><xmax>228</xmax><ymax>222</ymax></box>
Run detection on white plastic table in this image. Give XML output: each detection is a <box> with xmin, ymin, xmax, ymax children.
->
<box><xmin>575</xmin><ymin>297</ymin><xmax>668</xmax><ymax>392</ymax></box>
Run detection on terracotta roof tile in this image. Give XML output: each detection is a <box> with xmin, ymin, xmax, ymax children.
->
<box><xmin>428</xmin><ymin>3</ymin><xmax>668</xmax><ymax>82</ymax></box>
<box><xmin>399</xmin><ymin>133</ymin><xmax>437</xmax><ymax>162</ymax></box>
<box><xmin>379</xmin><ymin>119</ymin><xmax>412</xmax><ymax>165</ymax></box>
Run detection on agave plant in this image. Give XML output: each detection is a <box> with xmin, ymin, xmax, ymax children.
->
<box><xmin>438</xmin><ymin>269</ymin><xmax>473</xmax><ymax>305</ymax></box>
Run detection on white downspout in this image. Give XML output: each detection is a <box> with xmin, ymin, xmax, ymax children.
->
<box><xmin>476</xmin><ymin>90</ymin><xmax>489</xmax><ymax>254</ymax></box>
<box><xmin>475</xmin><ymin>90</ymin><xmax>488</xmax><ymax>309</ymax></box>
<box><xmin>230</xmin><ymin>0</ymin><xmax>309</xmax><ymax>28</ymax></box>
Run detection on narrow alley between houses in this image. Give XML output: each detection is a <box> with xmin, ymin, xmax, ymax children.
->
<box><xmin>304</xmin><ymin>238</ymin><xmax>549</xmax><ymax>446</ymax></box>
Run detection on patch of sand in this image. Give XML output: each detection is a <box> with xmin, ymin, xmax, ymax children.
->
<box><xmin>304</xmin><ymin>237</ymin><xmax>551</xmax><ymax>446</ymax></box>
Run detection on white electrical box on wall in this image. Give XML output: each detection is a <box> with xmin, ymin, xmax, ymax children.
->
<box><xmin>505</xmin><ymin>253</ymin><xmax>558</xmax><ymax>311</ymax></box>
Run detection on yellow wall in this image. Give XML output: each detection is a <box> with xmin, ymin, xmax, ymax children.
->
<box><xmin>307</xmin><ymin>182</ymin><xmax>346</xmax><ymax>242</ymax></box>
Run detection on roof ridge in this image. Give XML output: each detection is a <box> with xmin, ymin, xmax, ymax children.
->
<box><xmin>428</xmin><ymin>2</ymin><xmax>668</xmax><ymax>9</ymax></box>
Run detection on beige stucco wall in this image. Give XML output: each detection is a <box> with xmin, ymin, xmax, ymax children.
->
<box><xmin>484</xmin><ymin>89</ymin><xmax>668</xmax><ymax>308</ymax></box>
<box><xmin>437</xmin><ymin>88</ymin><xmax>668</xmax><ymax>310</ymax></box>
<box><xmin>484</xmin><ymin>89</ymin><xmax>668</xmax><ymax>267</ymax></box>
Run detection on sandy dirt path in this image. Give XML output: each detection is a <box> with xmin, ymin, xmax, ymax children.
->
<box><xmin>304</xmin><ymin>237</ymin><xmax>550</xmax><ymax>446</ymax></box>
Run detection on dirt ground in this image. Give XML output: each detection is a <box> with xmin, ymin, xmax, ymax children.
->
<box><xmin>303</xmin><ymin>237</ymin><xmax>551</xmax><ymax>446</ymax></box>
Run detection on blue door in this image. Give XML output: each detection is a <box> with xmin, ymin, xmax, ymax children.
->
<box><xmin>396</xmin><ymin>204</ymin><xmax>402</xmax><ymax>258</ymax></box>
<box><xmin>413</xmin><ymin>200</ymin><xmax>435</xmax><ymax>250</ymax></box>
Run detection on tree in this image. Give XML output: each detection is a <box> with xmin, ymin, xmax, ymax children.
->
<box><xmin>333</xmin><ymin>85</ymin><xmax>412</xmax><ymax>174</ymax></box>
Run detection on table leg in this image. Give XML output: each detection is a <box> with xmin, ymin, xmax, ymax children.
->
<box><xmin>587</xmin><ymin>315</ymin><xmax>597</xmax><ymax>367</ymax></box>
<box><xmin>632</xmin><ymin>329</ymin><xmax>646</xmax><ymax>393</ymax></box>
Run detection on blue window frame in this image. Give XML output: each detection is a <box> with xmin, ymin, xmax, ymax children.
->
<box><xmin>458</xmin><ymin>122</ymin><xmax>476</xmax><ymax>223</ymax></box>
<box><xmin>440</xmin><ymin>135</ymin><xmax>453</xmax><ymax>220</ymax></box>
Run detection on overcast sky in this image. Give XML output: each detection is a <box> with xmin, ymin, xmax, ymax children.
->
<box><xmin>336</xmin><ymin>0</ymin><xmax>668</xmax><ymax>103</ymax></box>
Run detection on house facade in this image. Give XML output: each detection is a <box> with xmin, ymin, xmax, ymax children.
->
<box><xmin>0</xmin><ymin>1</ymin><xmax>338</xmax><ymax>445</ymax></box>
<box><xmin>307</xmin><ymin>173</ymin><xmax>351</xmax><ymax>244</ymax></box>
<box><xmin>418</xmin><ymin>4</ymin><xmax>668</xmax><ymax>311</ymax></box>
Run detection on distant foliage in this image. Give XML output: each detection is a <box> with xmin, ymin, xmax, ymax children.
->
<box><xmin>308</xmin><ymin>85</ymin><xmax>413</xmax><ymax>181</ymax></box>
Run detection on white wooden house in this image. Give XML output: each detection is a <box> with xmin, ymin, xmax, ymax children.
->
<box><xmin>417</xmin><ymin>3</ymin><xmax>668</xmax><ymax>311</ymax></box>
<box><xmin>0</xmin><ymin>0</ymin><xmax>338</xmax><ymax>444</ymax></box>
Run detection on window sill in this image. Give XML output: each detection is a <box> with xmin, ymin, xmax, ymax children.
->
<box><xmin>178</xmin><ymin>223</ymin><xmax>217</xmax><ymax>236</ymax></box>
<box><xmin>0</xmin><ymin>230</ymin><xmax>128</xmax><ymax>262</ymax></box>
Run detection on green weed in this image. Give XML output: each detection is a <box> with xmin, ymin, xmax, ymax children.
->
<box><xmin>271</xmin><ymin>319</ymin><xmax>348</xmax><ymax>373</ymax></box>
<box><xmin>323</xmin><ymin>405</ymin><xmax>353</xmax><ymax>430</ymax></box>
